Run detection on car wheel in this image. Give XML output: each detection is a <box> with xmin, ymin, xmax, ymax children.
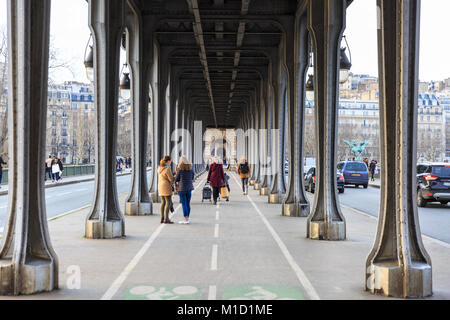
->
<box><xmin>417</xmin><ymin>190</ymin><xmax>427</xmax><ymax>207</ymax></box>
<box><xmin>355</xmin><ymin>185</ymin><xmax>359</xmax><ymax>188</ymax></box>
<box><xmin>440</xmin><ymin>201</ymin><xmax>448</xmax><ymax>205</ymax></box>
<box><xmin>363</xmin><ymin>184</ymin><xmax>368</xmax><ymax>189</ymax></box>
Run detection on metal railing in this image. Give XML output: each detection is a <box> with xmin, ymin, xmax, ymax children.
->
<box><xmin>0</xmin><ymin>164</ymin><xmax>96</xmax><ymax>184</ymax></box>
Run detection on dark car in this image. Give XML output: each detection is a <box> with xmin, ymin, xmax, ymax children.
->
<box><xmin>337</xmin><ymin>161</ymin><xmax>370</xmax><ymax>188</ymax></box>
<box><xmin>304</xmin><ymin>167</ymin><xmax>345</xmax><ymax>194</ymax></box>
<box><xmin>417</xmin><ymin>162</ymin><xmax>450</xmax><ymax>207</ymax></box>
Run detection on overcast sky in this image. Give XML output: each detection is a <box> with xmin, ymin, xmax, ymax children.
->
<box><xmin>1</xmin><ymin>0</ymin><xmax>450</xmax><ymax>83</ymax></box>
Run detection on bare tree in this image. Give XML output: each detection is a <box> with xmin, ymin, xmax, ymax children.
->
<box><xmin>417</xmin><ymin>130</ymin><xmax>444</xmax><ymax>162</ymax></box>
<box><xmin>0</xmin><ymin>30</ymin><xmax>74</xmax><ymax>162</ymax></box>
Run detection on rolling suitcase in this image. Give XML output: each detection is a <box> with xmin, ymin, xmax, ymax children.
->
<box><xmin>202</xmin><ymin>182</ymin><xmax>212</xmax><ymax>202</ymax></box>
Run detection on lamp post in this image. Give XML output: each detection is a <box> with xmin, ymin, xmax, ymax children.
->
<box><xmin>119</xmin><ymin>63</ymin><xmax>131</xmax><ymax>101</ymax></box>
<box><xmin>339</xmin><ymin>36</ymin><xmax>352</xmax><ymax>84</ymax></box>
<box><xmin>84</xmin><ymin>35</ymin><xmax>94</xmax><ymax>83</ymax></box>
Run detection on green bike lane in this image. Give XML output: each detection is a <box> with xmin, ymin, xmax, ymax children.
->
<box><xmin>108</xmin><ymin>172</ymin><xmax>309</xmax><ymax>301</ymax></box>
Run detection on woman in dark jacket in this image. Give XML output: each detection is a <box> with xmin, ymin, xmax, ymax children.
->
<box><xmin>175</xmin><ymin>157</ymin><xmax>195</xmax><ymax>224</ymax></box>
<box><xmin>207</xmin><ymin>157</ymin><xmax>225</xmax><ymax>205</ymax></box>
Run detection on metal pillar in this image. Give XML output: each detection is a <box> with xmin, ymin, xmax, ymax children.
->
<box><xmin>365</xmin><ymin>0</ymin><xmax>432</xmax><ymax>298</ymax></box>
<box><xmin>85</xmin><ymin>0</ymin><xmax>125</xmax><ymax>239</ymax></box>
<box><xmin>255</xmin><ymin>80</ymin><xmax>267</xmax><ymax>191</ymax></box>
<box><xmin>259</xmin><ymin>79</ymin><xmax>274</xmax><ymax>196</ymax></box>
<box><xmin>259</xmin><ymin>78</ymin><xmax>272</xmax><ymax>196</ymax></box>
<box><xmin>124</xmin><ymin>6</ymin><xmax>152</xmax><ymax>216</ymax></box>
<box><xmin>283</xmin><ymin>12</ymin><xmax>310</xmax><ymax>217</ymax></box>
<box><xmin>0</xmin><ymin>0</ymin><xmax>58</xmax><ymax>295</ymax></box>
<box><xmin>268</xmin><ymin>61</ymin><xmax>282</xmax><ymax>204</ymax></box>
<box><xmin>306</xmin><ymin>0</ymin><xmax>346</xmax><ymax>240</ymax></box>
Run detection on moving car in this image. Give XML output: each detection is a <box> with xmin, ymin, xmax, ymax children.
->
<box><xmin>417</xmin><ymin>162</ymin><xmax>450</xmax><ymax>207</ymax></box>
<box><xmin>337</xmin><ymin>161</ymin><xmax>369</xmax><ymax>188</ymax></box>
<box><xmin>304</xmin><ymin>167</ymin><xmax>345</xmax><ymax>194</ymax></box>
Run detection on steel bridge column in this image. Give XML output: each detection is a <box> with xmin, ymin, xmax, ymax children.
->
<box><xmin>268</xmin><ymin>61</ymin><xmax>282</xmax><ymax>204</ymax></box>
<box><xmin>306</xmin><ymin>0</ymin><xmax>346</xmax><ymax>240</ymax></box>
<box><xmin>124</xmin><ymin>6</ymin><xmax>152</xmax><ymax>216</ymax></box>
<box><xmin>85</xmin><ymin>0</ymin><xmax>125</xmax><ymax>239</ymax></box>
<box><xmin>283</xmin><ymin>12</ymin><xmax>310</xmax><ymax>217</ymax></box>
<box><xmin>0</xmin><ymin>0</ymin><xmax>58</xmax><ymax>295</ymax></box>
<box><xmin>150</xmin><ymin>47</ymin><xmax>169</xmax><ymax>203</ymax></box>
<box><xmin>259</xmin><ymin>78</ymin><xmax>272</xmax><ymax>196</ymax></box>
<box><xmin>365</xmin><ymin>0</ymin><xmax>432</xmax><ymax>298</ymax></box>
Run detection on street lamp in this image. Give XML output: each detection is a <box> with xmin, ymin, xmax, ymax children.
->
<box><xmin>119</xmin><ymin>63</ymin><xmax>131</xmax><ymax>101</ymax></box>
<box><xmin>84</xmin><ymin>34</ymin><xmax>94</xmax><ymax>83</ymax></box>
<box><xmin>305</xmin><ymin>74</ymin><xmax>315</xmax><ymax>102</ymax></box>
<box><xmin>339</xmin><ymin>36</ymin><xmax>352</xmax><ymax>84</ymax></box>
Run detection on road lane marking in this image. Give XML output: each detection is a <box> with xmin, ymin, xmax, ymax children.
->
<box><xmin>211</xmin><ymin>244</ymin><xmax>218</xmax><ymax>271</ymax></box>
<box><xmin>341</xmin><ymin>204</ymin><xmax>450</xmax><ymax>249</ymax></box>
<box><xmin>57</xmin><ymin>191</ymin><xmax>73</xmax><ymax>197</ymax></box>
<box><xmin>230</xmin><ymin>173</ymin><xmax>320</xmax><ymax>300</ymax></box>
<box><xmin>101</xmin><ymin>176</ymin><xmax>206</xmax><ymax>300</ymax></box>
<box><xmin>214</xmin><ymin>224</ymin><xmax>219</xmax><ymax>238</ymax></box>
<box><xmin>216</xmin><ymin>211</ymin><xmax>219</xmax><ymax>220</ymax></box>
<box><xmin>208</xmin><ymin>285</ymin><xmax>217</xmax><ymax>300</ymax></box>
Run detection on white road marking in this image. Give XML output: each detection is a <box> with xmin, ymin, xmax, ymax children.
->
<box><xmin>101</xmin><ymin>177</ymin><xmax>206</xmax><ymax>300</ymax></box>
<box><xmin>231</xmin><ymin>173</ymin><xmax>320</xmax><ymax>300</ymax></box>
<box><xmin>214</xmin><ymin>224</ymin><xmax>219</xmax><ymax>238</ymax></box>
<box><xmin>211</xmin><ymin>244</ymin><xmax>218</xmax><ymax>271</ymax></box>
<box><xmin>208</xmin><ymin>285</ymin><xmax>217</xmax><ymax>300</ymax></box>
<box><xmin>0</xmin><ymin>205</ymin><xmax>6</xmax><ymax>209</ymax></box>
<box><xmin>57</xmin><ymin>191</ymin><xmax>73</xmax><ymax>197</ymax></box>
<box><xmin>341</xmin><ymin>204</ymin><xmax>450</xmax><ymax>249</ymax></box>
<box><xmin>216</xmin><ymin>211</ymin><xmax>219</xmax><ymax>220</ymax></box>
<box><xmin>74</xmin><ymin>188</ymin><xmax>88</xmax><ymax>192</ymax></box>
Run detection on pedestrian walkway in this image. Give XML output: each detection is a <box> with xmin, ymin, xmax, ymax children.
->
<box><xmin>369</xmin><ymin>178</ymin><xmax>381</xmax><ymax>189</ymax></box>
<box><xmin>0</xmin><ymin>168</ymin><xmax>137</xmax><ymax>196</ymax></box>
<box><xmin>3</xmin><ymin>172</ymin><xmax>450</xmax><ymax>300</ymax></box>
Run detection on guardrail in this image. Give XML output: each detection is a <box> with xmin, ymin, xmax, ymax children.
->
<box><xmin>1</xmin><ymin>164</ymin><xmax>96</xmax><ymax>184</ymax></box>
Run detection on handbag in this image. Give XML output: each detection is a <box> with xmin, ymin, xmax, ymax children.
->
<box><xmin>220</xmin><ymin>186</ymin><xmax>229</xmax><ymax>199</ymax></box>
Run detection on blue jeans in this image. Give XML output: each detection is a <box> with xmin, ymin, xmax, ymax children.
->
<box><xmin>179</xmin><ymin>191</ymin><xmax>192</xmax><ymax>218</ymax></box>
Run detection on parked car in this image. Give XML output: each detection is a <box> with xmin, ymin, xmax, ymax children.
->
<box><xmin>304</xmin><ymin>167</ymin><xmax>345</xmax><ymax>194</ymax></box>
<box><xmin>416</xmin><ymin>162</ymin><xmax>450</xmax><ymax>207</ymax></box>
<box><xmin>337</xmin><ymin>161</ymin><xmax>370</xmax><ymax>188</ymax></box>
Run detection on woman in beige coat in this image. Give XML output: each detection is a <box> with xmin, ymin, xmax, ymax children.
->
<box><xmin>158</xmin><ymin>155</ymin><xmax>175</xmax><ymax>224</ymax></box>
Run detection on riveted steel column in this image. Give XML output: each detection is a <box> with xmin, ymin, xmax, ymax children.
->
<box><xmin>85</xmin><ymin>0</ymin><xmax>125</xmax><ymax>239</ymax></box>
<box><xmin>260</xmin><ymin>77</ymin><xmax>272</xmax><ymax>196</ymax></box>
<box><xmin>253</xmin><ymin>90</ymin><xmax>262</xmax><ymax>188</ymax></box>
<box><xmin>255</xmin><ymin>80</ymin><xmax>267</xmax><ymax>191</ymax></box>
<box><xmin>150</xmin><ymin>44</ymin><xmax>167</xmax><ymax>204</ymax></box>
<box><xmin>282</xmin><ymin>17</ymin><xmax>299</xmax><ymax>216</ymax></box>
<box><xmin>365</xmin><ymin>0</ymin><xmax>432</xmax><ymax>298</ymax></box>
<box><xmin>284</xmin><ymin>12</ymin><xmax>310</xmax><ymax>217</ymax></box>
<box><xmin>268</xmin><ymin>61</ymin><xmax>282</xmax><ymax>204</ymax></box>
<box><xmin>124</xmin><ymin>5</ymin><xmax>152</xmax><ymax>216</ymax></box>
<box><xmin>0</xmin><ymin>0</ymin><xmax>58</xmax><ymax>295</ymax></box>
<box><xmin>306</xmin><ymin>0</ymin><xmax>346</xmax><ymax>240</ymax></box>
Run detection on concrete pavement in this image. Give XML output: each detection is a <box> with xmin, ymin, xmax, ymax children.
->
<box><xmin>2</xmin><ymin>172</ymin><xmax>449</xmax><ymax>300</ymax></box>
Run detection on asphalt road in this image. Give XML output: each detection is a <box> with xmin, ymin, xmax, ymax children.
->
<box><xmin>337</xmin><ymin>186</ymin><xmax>450</xmax><ymax>244</ymax></box>
<box><xmin>1</xmin><ymin>171</ymin><xmax>448</xmax><ymax>245</ymax></box>
<box><xmin>0</xmin><ymin>172</ymin><xmax>152</xmax><ymax>233</ymax></box>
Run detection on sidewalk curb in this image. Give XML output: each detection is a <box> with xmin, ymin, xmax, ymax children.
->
<box><xmin>369</xmin><ymin>183</ymin><xmax>380</xmax><ymax>189</ymax></box>
<box><xmin>0</xmin><ymin>171</ymin><xmax>134</xmax><ymax>196</ymax></box>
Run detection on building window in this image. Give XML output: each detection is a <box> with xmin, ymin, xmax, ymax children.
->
<box><xmin>85</xmin><ymin>104</ymin><xmax>88</xmax><ymax>110</ymax></box>
<box><xmin>73</xmin><ymin>104</ymin><xmax>78</xmax><ymax>110</ymax></box>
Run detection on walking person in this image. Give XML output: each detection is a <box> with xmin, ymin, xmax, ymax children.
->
<box><xmin>175</xmin><ymin>157</ymin><xmax>195</xmax><ymax>224</ymax></box>
<box><xmin>369</xmin><ymin>160</ymin><xmax>377</xmax><ymax>182</ymax></box>
<box><xmin>51</xmin><ymin>157</ymin><xmax>61</xmax><ymax>183</ymax></box>
<box><xmin>57</xmin><ymin>155</ymin><xmax>64</xmax><ymax>181</ymax></box>
<box><xmin>207</xmin><ymin>157</ymin><xmax>225</xmax><ymax>205</ymax></box>
<box><xmin>158</xmin><ymin>155</ymin><xmax>175</xmax><ymax>224</ymax></box>
<box><xmin>237</xmin><ymin>156</ymin><xmax>250</xmax><ymax>195</ymax></box>
<box><xmin>45</xmin><ymin>155</ymin><xmax>53</xmax><ymax>181</ymax></box>
<box><xmin>0</xmin><ymin>154</ymin><xmax>6</xmax><ymax>188</ymax></box>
